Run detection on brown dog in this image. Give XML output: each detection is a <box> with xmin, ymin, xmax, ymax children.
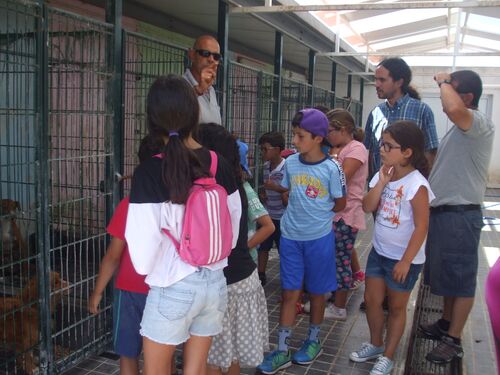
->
<box><xmin>0</xmin><ymin>271</ymin><xmax>70</xmax><ymax>374</ymax></box>
<box><xmin>1</xmin><ymin>199</ymin><xmax>30</xmax><ymax>265</ymax></box>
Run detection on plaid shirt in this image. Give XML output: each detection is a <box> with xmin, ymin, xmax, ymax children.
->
<box><xmin>364</xmin><ymin>94</ymin><xmax>438</xmax><ymax>179</ymax></box>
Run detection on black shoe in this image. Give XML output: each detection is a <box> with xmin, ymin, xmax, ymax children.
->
<box><xmin>360</xmin><ymin>296</ymin><xmax>389</xmax><ymax>311</ymax></box>
<box><xmin>419</xmin><ymin>321</ymin><xmax>448</xmax><ymax>341</ymax></box>
<box><xmin>259</xmin><ymin>272</ymin><xmax>267</xmax><ymax>286</ymax></box>
<box><xmin>426</xmin><ymin>336</ymin><xmax>463</xmax><ymax>364</ymax></box>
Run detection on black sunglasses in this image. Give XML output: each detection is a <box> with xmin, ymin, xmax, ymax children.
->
<box><xmin>195</xmin><ymin>49</ymin><xmax>222</xmax><ymax>62</ymax></box>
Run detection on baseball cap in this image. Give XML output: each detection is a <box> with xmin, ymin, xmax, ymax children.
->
<box><xmin>236</xmin><ymin>139</ymin><xmax>252</xmax><ymax>176</ymax></box>
<box><xmin>294</xmin><ymin>108</ymin><xmax>331</xmax><ymax>147</ymax></box>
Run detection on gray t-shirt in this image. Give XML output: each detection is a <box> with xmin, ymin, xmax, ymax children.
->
<box><xmin>429</xmin><ymin>110</ymin><xmax>494</xmax><ymax>206</ymax></box>
<box><xmin>183</xmin><ymin>69</ymin><xmax>222</xmax><ymax>125</ymax></box>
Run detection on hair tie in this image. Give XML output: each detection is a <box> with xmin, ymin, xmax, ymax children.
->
<box><xmin>169</xmin><ymin>131</ymin><xmax>179</xmax><ymax>137</ymax></box>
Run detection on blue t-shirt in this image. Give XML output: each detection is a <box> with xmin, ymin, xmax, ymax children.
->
<box><xmin>280</xmin><ymin>153</ymin><xmax>346</xmax><ymax>241</ymax></box>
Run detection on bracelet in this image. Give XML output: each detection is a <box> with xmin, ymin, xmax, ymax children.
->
<box><xmin>437</xmin><ymin>79</ymin><xmax>452</xmax><ymax>87</ymax></box>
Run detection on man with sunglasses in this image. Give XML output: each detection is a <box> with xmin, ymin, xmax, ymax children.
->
<box><xmin>184</xmin><ymin>35</ymin><xmax>223</xmax><ymax>124</ymax></box>
<box><xmin>421</xmin><ymin>70</ymin><xmax>494</xmax><ymax>365</ymax></box>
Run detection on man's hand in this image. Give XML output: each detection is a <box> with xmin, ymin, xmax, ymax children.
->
<box><xmin>197</xmin><ymin>65</ymin><xmax>218</xmax><ymax>93</ymax></box>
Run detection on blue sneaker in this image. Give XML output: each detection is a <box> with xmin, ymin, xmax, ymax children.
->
<box><xmin>257</xmin><ymin>350</ymin><xmax>292</xmax><ymax>374</ymax></box>
<box><xmin>370</xmin><ymin>356</ymin><xmax>394</xmax><ymax>375</ymax></box>
<box><xmin>349</xmin><ymin>342</ymin><xmax>385</xmax><ymax>362</ymax></box>
<box><xmin>292</xmin><ymin>339</ymin><xmax>323</xmax><ymax>365</ymax></box>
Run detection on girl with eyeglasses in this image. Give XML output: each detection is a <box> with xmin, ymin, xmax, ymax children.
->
<box><xmin>350</xmin><ymin>121</ymin><xmax>434</xmax><ymax>375</ymax></box>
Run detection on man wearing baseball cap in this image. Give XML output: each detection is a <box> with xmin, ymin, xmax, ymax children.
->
<box><xmin>258</xmin><ymin>108</ymin><xmax>347</xmax><ymax>374</ymax></box>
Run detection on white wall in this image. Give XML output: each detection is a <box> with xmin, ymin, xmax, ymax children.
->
<box><xmin>362</xmin><ymin>66</ymin><xmax>500</xmax><ymax>187</ymax></box>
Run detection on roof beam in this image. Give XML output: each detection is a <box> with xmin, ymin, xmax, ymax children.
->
<box><xmin>466</xmin><ymin>28</ymin><xmax>500</xmax><ymax>42</ymax></box>
<box><xmin>360</xmin><ymin>15</ymin><xmax>448</xmax><ymax>44</ymax></box>
<box><xmin>230</xmin><ymin>1</ymin><xmax>500</xmax><ymax>13</ymax></box>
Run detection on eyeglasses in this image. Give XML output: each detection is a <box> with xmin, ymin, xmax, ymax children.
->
<box><xmin>195</xmin><ymin>49</ymin><xmax>223</xmax><ymax>62</ymax></box>
<box><xmin>379</xmin><ymin>141</ymin><xmax>401</xmax><ymax>152</ymax></box>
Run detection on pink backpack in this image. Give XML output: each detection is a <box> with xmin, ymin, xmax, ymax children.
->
<box><xmin>162</xmin><ymin>151</ymin><xmax>233</xmax><ymax>266</ymax></box>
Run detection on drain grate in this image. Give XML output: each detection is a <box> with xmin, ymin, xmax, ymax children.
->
<box><xmin>404</xmin><ymin>282</ymin><xmax>462</xmax><ymax>375</ymax></box>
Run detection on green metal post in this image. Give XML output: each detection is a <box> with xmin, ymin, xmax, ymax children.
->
<box><xmin>255</xmin><ymin>70</ymin><xmax>263</xmax><ymax>188</ymax></box>
<box><xmin>105</xmin><ymin>0</ymin><xmax>123</xmax><ymax>213</ymax></box>
<box><xmin>308</xmin><ymin>49</ymin><xmax>315</xmax><ymax>106</ymax></box>
<box><xmin>331</xmin><ymin>61</ymin><xmax>337</xmax><ymax>108</ymax></box>
<box><xmin>35</xmin><ymin>2</ymin><xmax>52</xmax><ymax>374</ymax></box>
<box><xmin>217</xmin><ymin>0</ymin><xmax>229</xmax><ymax>126</ymax></box>
<box><xmin>272</xmin><ymin>31</ymin><xmax>283</xmax><ymax>131</ymax></box>
<box><xmin>347</xmin><ymin>74</ymin><xmax>352</xmax><ymax>98</ymax></box>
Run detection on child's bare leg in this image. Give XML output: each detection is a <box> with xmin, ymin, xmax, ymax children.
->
<box><xmin>206</xmin><ymin>364</ymin><xmax>222</xmax><ymax>375</ymax></box>
<box><xmin>119</xmin><ymin>356</ymin><xmax>140</xmax><ymax>375</ymax></box>
<box><xmin>334</xmin><ymin>290</ymin><xmax>348</xmax><ymax>309</ymax></box>
<box><xmin>183</xmin><ymin>335</ymin><xmax>212</xmax><ymax>375</ymax></box>
<box><xmin>143</xmin><ymin>337</ymin><xmax>176</xmax><ymax>375</ymax></box>
<box><xmin>226</xmin><ymin>361</ymin><xmax>240</xmax><ymax>375</ymax></box>
<box><xmin>385</xmin><ymin>288</ymin><xmax>412</xmax><ymax>359</ymax></box>
<box><xmin>280</xmin><ymin>289</ymin><xmax>302</xmax><ymax>325</ymax></box>
<box><xmin>258</xmin><ymin>250</ymin><xmax>269</xmax><ymax>274</ymax></box>
<box><xmin>351</xmin><ymin>248</ymin><xmax>361</xmax><ymax>274</ymax></box>
<box><xmin>365</xmin><ymin>277</ymin><xmax>386</xmax><ymax>347</ymax></box>
<box><xmin>309</xmin><ymin>293</ymin><xmax>326</xmax><ymax>325</ymax></box>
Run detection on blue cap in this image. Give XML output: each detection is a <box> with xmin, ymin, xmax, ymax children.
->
<box><xmin>236</xmin><ymin>139</ymin><xmax>252</xmax><ymax>176</ymax></box>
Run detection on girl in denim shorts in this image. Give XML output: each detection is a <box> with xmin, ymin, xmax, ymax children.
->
<box><xmin>124</xmin><ymin>76</ymin><xmax>242</xmax><ymax>375</ymax></box>
<box><xmin>349</xmin><ymin>121</ymin><xmax>435</xmax><ymax>375</ymax></box>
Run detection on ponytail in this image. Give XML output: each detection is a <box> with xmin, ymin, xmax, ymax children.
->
<box><xmin>405</xmin><ymin>85</ymin><xmax>421</xmax><ymax>101</ymax></box>
<box><xmin>353</xmin><ymin>127</ymin><xmax>365</xmax><ymax>142</ymax></box>
<box><xmin>146</xmin><ymin>75</ymin><xmax>208</xmax><ymax>204</ymax></box>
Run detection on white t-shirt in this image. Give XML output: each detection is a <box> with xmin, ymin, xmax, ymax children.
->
<box><xmin>369</xmin><ymin>169</ymin><xmax>435</xmax><ymax>264</ymax></box>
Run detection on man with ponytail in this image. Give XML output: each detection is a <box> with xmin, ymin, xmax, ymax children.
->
<box><xmin>364</xmin><ymin>57</ymin><xmax>438</xmax><ymax>180</ymax></box>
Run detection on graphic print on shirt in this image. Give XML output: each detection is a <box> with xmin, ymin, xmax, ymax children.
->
<box><xmin>292</xmin><ymin>174</ymin><xmax>327</xmax><ymax>199</ymax></box>
<box><xmin>376</xmin><ymin>184</ymin><xmax>404</xmax><ymax>228</ymax></box>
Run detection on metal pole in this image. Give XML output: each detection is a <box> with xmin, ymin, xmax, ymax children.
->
<box><xmin>331</xmin><ymin>61</ymin><xmax>337</xmax><ymax>108</ymax></box>
<box><xmin>308</xmin><ymin>49</ymin><xmax>315</xmax><ymax>106</ymax></box>
<box><xmin>230</xmin><ymin>1</ymin><xmax>500</xmax><ymax>13</ymax></box>
<box><xmin>273</xmin><ymin>31</ymin><xmax>283</xmax><ymax>131</ymax></box>
<box><xmin>35</xmin><ymin>2</ymin><xmax>52</xmax><ymax>373</ymax></box>
<box><xmin>347</xmin><ymin>75</ymin><xmax>352</xmax><ymax>99</ymax></box>
<box><xmin>105</xmin><ymin>0</ymin><xmax>123</xmax><ymax>213</ymax></box>
<box><xmin>217</xmin><ymin>0</ymin><xmax>229</xmax><ymax>126</ymax></box>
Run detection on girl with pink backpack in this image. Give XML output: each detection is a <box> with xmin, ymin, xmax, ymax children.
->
<box><xmin>125</xmin><ymin>75</ymin><xmax>242</xmax><ymax>375</ymax></box>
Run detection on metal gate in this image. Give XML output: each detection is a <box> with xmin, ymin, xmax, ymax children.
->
<box><xmin>1</xmin><ymin>1</ymin><xmax>115</xmax><ymax>373</ymax></box>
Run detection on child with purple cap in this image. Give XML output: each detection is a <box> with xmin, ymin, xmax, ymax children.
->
<box><xmin>257</xmin><ymin>108</ymin><xmax>347</xmax><ymax>374</ymax></box>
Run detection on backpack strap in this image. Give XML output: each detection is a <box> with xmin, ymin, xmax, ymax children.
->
<box><xmin>162</xmin><ymin>228</ymin><xmax>180</xmax><ymax>250</ymax></box>
<box><xmin>208</xmin><ymin>150</ymin><xmax>218</xmax><ymax>177</ymax></box>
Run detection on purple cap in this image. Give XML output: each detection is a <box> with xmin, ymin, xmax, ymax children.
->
<box><xmin>297</xmin><ymin>109</ymin><xmax>329</xmax><ymax>138</ymax></box>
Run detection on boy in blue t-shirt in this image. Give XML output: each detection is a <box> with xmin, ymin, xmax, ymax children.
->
<box><xmin>258</xmin><ymin>109</ymin><xmax>346</xmax><ymax>374</ymax></box>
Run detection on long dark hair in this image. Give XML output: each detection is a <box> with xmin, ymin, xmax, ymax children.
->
<box><xmin>379</xmin><ymin>57</ymin><xmax>421</xmax><ymax>100</ymax></box>
<box><xmin>197</xmin><ymin>123</ymin><xmax>248</xmax><ymax>208</ymax></box>
<box><xmin>146</xmin><ymin>75</ymin><xmax>208</xmax><ymax>203</ymax></box>
<box><xmin>383</xmin><ymin>121</ymin><xmax>429</xmax><ymax>178</ymax></box>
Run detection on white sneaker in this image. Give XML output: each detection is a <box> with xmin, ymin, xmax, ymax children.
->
<box><xmin>370</xmin><ymin>356</ymin><xmax>394</xmax><ymax>375</ymax></box>
<box><xmin>324</xmin><ymin>303</ymin><xmax>347</xmax><ymax>320</ymax></box>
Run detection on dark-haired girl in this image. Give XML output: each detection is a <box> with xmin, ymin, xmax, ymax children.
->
<box><xmin>125</xmin><ymin>75</ymin><xmax>241</xmax><ymax>375</ymax></box>
<box><xmin>349</xmin><ymin>121</ymin><xmax>434</xmax><ymax>375</ymax></box>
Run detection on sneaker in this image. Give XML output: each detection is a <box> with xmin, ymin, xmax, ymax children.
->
<box><xmin>419</xmin><ymin>320</ymin><xmax>448</xmax><ymax>341</ymax></box>
<box><xmin>257</xmin><ymin>350</ymin><xmax>292</xmax><ymax>374</ymax></box>
<box><xmin>426</xmin><ymin>336</ymin><xmax>464</xmax><ymax>364</ymax></box>
<box><xmin>324</xmin><ymin>303</ymin><xmax>347</xmax><ymax>320</ymax></box>
<box><xmin>349</xmin><ymin>342</ymin><xmax>385</xmax><ymax>362</ymax></box>
<box><xmin>351</xmin><ymin>271</ymin><xmax>365</xmax><ymax>290</ymax></box>
<box><xmin>292</xmin><ymin>339</ymin><xmax>323</xmax><ymax>365</ymax></box>
<box><xmin>370</xmin><ymin>356</ymin><xmax>394</xmax><ymax>375</ymax></box>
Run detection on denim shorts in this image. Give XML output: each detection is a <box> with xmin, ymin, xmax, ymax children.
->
<box><xmin>113</xmin><ymin>289</ymin><xmax>147</xmax><ymax>358</ymax></box>
<box><xmin>280</xmin><ymin>231</ymin><xmax>337</xmax><ymax>294</ymax></box>
<box><xmin>366</xmin><ymin>249</ymin><xmax>423</xmax><ymax>292</ymax></box>
<box><xmin>424</xmin><ymin>209</ymin><xmax>483</xmax><ymax>297</ymax></box>
<box><xmin>140</xmin><ymin>268</ymin><xmax>227</xmax><ymax>345</ymax></box>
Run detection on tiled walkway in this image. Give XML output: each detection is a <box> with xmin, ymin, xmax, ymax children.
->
<box><xmin>63</xmin><ymin>189</ymin><xmax>500</xmax><ymax>375</ymax></box>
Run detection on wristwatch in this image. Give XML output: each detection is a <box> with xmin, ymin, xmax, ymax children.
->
<box><xmin>437</xmin><ymin>79</ymin><xmax>452</xmax><ymax>87</ymax></box>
